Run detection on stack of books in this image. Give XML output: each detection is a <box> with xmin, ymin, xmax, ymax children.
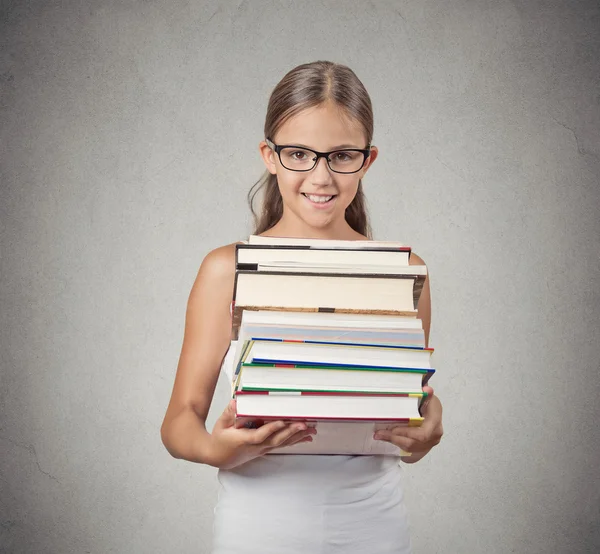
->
<box><xmin>229</xmin><ymin>235</ymin><xmax>434</xmax><ymax>456</ymax></box>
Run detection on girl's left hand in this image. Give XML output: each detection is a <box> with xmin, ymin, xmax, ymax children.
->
<box><xmin>374</xmin><ymin>385</ymin><xmax>443</xmax><ymax>462</ymax></box>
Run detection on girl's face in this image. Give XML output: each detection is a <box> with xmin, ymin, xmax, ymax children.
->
<box><xmin>259</xmin><ymin>102</ymin><xmax>378</xmax><ymax>236</ymax></box>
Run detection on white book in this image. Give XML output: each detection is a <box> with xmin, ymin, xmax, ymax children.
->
<box><xmin>244</xmin><ymin>340</ymin><xmax>434</xmax><ymax>370</ymax></box>
<box><xmin>235</xmin><ymin>390</ymin><xmax>423</xmax><ymax>420</ymax></box>
<box><xmin>239</xmin><ymin>309</ymin><xmax>421</xmax><ymax>328</ymax></box>
<box><xmin>248</xmin><ymin>235</ymin><xmax>407</xmax><ymax>249</ymax></box>
<box><xmin>237</xmin><ymin>244</ymin><xmax>411</xmax><ymax>266</ymax></box>
<box><xmin>256</xmin><ymin>262</ymin><xmax>427</xmax><ymax>275</ymax></box>
<box><xmin>237</xmin><ymin>363</ymin><xmax>432</xmax><ymax>394</ymax></box>
<box><xmin>270</xmin><ymin>420</ymin><xmax>412</xmax><ymax>456</ymax></box>
<box><xmin>234</xmin><ymin>272</ymin><xmax>418</xmax><ymax>312</ymax></box>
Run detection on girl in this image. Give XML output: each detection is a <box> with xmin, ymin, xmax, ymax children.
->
<box><xmin>161</xmin><ymin>60</ymin><xmax>443</xmax><ymax>554</ymax></box>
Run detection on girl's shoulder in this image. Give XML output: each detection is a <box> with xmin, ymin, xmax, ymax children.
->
<box><xmin>195</xmin><ymin>241</ymin><xmax>245</xmax><ymax>286</ymax></box>
<box><xmin>409</xmin><ymin>252</ymin><xmax>426</xmax><ymax>266</ymax></box>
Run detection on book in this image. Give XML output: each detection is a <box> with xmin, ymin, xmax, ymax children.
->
<box><xmin>241</xmin><ymin>339</ymin><xmax>434</xmax><ymax>371</ymax></box>
<box><xmin>231</xmin><ymin>305</ymin><xmax>419</xmax><ymax>340</ymax></box>
<box><xmin>233</xmin><ymin>270</ymin><xmax>424</xmax><ymax>313</ymax></box>
<box><xmin>236</xmin><ymin>243</ymin><xmax>411</xmax><ymax>268</ymax></box>
<box><xmin>248</xmin><ymin>235</ymin><xmax>408</xmax><ymax>249</ymax></box>
<box><xmin>234</xmin><ymin>308</ymin><xmax>422</xmax><ymax>328</ymax></box>
<box><xmin>235</xmin><ymin>362</ymin><xmax>434</xmax><ymax>394</ymax></box>
<box><xmin>235</xmin><ymin>417</ymin><xmax>414</xmax><ymax>456</ymax></box>
<box><xmin>235</xmin><ymin>390</ymin><xmax>424</xmax><ymax>421</ymax></box>
<box><xmin>255</xmin><ymin>262</ymin><xmax>425</xmax><ymax>275</ymax></box>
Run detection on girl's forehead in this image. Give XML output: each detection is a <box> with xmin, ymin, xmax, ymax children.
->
<box><xmin>276</xmin><ymin>104</ymin><xmax>366</xmax><ymax>148</ymax></box>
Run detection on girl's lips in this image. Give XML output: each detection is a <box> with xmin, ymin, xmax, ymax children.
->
<box><xmin>301</xmin><ymin>193</ymin><xmax>337</xmax><ymax>209</ymax></box>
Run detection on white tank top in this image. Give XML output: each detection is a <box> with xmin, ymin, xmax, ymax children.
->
<box><xmin>212</xmin><ymin>290</ymin><xmax>413</xmax><ymax>553</ymax></box>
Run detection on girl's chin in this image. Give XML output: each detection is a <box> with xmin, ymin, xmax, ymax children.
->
<box><xmin>299</xmin><ymin>211</ymin><xmax>340</xmax><ymax>230</ymax></box>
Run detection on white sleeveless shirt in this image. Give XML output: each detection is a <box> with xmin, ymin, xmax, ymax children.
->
<box><xmin>211</xmin><ymin>322</ymin><xmax>413</xmax><ymax>553</ymax></box>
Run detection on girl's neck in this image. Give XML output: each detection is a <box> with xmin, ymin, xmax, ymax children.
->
<box><xmin>260</xmin><ymin>220</ymin><xmax>367</xmax><ymax>241</ymax></box>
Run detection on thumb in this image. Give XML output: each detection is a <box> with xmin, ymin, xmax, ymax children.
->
<box><xmin>215</xmin><ymin>399</ymin><xmax>237</xmax><ymax>429</ymax></box>
<box><xmin>420</xmin><ymin>385</ymin><xmax>435</xmax><ymax>413</ymax></box>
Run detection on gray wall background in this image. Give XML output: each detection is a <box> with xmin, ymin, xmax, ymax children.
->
<box><xmin>1</xmin><ymin>1</ymin><xmax>599</xmax><ymax>553</ymax></box>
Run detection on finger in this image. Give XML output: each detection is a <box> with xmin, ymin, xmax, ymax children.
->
<box><xmin>375</xmin><ymin>431</ymin><xmax>437</xmax><ymax>452</ymax></box>
<box><xmin>264</xmin><ymin>422</ymin><xmax>310</xmax><ymax>448</ymax></box>
<box><xmin>214</xmin><ymin>399</ymin><xmax>237</xmax><ymax>430</ymax></box>
<box><xmin>376</xmin><ymin>424</ymin><xmax>442</xmax><ymax>448</ymax></box>
<box><xmin>246</xmin><ymin>420</ymin><xmax>287</xmax><ymax>444</ymax></box>
<box><xmin>273</xmin><ymin>428</ymin><xmax>315</xmax><ymax>449</ymax></box>
<box><xmin>419</xmin><ymin>396</ymin><xmax>443</xmax><ymax>430</ymax></box>
<box><xmin>420</xmin><ymin>387</ymin><xmax>434</xmax><ymax>411</ymax></box>
<box><xmin>374</xmin><ymin>430</ymin><xmax>414</xmax><ymax>449</ymax></box>
<box><xmin>387</xmin><ymin>426</ymin><xmax>429</xmax><ymax>442</ymax></box>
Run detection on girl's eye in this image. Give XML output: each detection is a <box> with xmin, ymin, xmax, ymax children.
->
<box><xmin>291</xmin><ymin>151</ymin><xmax>309</xmax><ymax>160</ymax></box>
<box><xmin>332</xmin><ymin>151</ymin><xmax>357</xmax><ymax>163</ymax></box>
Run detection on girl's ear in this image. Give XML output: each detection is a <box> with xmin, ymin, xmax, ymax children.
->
<box><xmin>357</xmin><ymin>146</ymin><xmax>378</xmax><ymax>179</ymax></box>
<box><xmin>259</xmin><ymin>141</ymin><xmax>278</xmax><ymax>175</ymax></box>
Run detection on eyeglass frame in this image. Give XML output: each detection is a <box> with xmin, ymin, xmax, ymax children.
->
<box><xmin>265</xmin><ymin>137</ymin><xmax>372</xmax><ymax>174</ymax></box>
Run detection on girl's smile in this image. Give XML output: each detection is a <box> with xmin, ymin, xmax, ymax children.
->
<box><xmin>301</xmin><ymin>192</ymin><xmax>337</xmax><ymax>208</ymax></box>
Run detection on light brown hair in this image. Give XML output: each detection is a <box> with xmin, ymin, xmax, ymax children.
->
<box><xmin>248</xmin><ymin>61</ymin><xmax>374</xmax><ymax>238</ymax></box>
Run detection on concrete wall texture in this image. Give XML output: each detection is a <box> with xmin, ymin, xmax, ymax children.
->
<box><xmin>1</xmin><ymin>1</ymin><xmax>599</xmax><ymax>553</ymax></box>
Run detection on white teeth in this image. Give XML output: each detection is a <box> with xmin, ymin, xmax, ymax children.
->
<box><xmin>305</xmin><ymin>194</ymin><xmax>333</xmax><ymax>203</ymax></box>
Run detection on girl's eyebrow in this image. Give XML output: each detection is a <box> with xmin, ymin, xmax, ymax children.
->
<box><xmin>284</xmin><ymin>142</ymin><xmax>363</xmax><ymax>150</ymax></box>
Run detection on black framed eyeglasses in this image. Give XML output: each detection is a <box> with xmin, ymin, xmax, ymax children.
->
<box><xmin>266</xmin><ymin>138</ymin><xmax>371</xmax><ymax>174</ymax></box>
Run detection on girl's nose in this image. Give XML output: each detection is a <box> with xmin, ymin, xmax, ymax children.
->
<box><xmin>310</xmin><ymin>156</ymin><xmax>333</xmax><ymax>183</ymax></box>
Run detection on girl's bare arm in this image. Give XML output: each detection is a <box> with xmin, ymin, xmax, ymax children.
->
<box><xmin>160</xmin><ymin>244</ymin><xmax>237</xmax><ymax>462</ymax></box>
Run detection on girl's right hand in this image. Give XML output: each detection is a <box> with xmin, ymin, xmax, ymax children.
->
<box><xmin>205</xmin><ymin>400</ymin><xmax>316</xmax><ymax>469</ymax></box>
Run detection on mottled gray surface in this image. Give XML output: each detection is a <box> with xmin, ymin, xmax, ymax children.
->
<box><xmin>1</xmin><ymin>1</ymin><xmax>599</xmax><ymax>553</ymax></box>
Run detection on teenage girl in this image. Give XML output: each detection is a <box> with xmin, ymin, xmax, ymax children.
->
<box><xmin>161</xmin><ymin>60</ymin><xmax>443</xmax><ymax>554</ymax></box>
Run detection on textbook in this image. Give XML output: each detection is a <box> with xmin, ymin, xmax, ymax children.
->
<box><xmin>241</xmin><ymin>339</ymin><xmax>434</xmax><ymax>371</ymax></box>
<box><xmin>270</xmin><ymin>419</ymin><xmax>413</xmax><ymax>456</ymax></box>
<box><xmin>234</xmin><ymin>417</ymin><xmax>415</xmax><ymax>456</ymax></box>
<box><xmin>234</xmin><ymin>270</ymin><xmax>424</xmax><ymax>310</ymax></box>
<box><xmin>236</xmin><ymin>243</ymin><xmax>411</xmax><ymax>267</ymax></box>
<box><xmin>231</xmin><ymin>304</ymin><xmax>419</xmax><ymax>340</ymax></box>
<box><xmin>236</xmin><ymin>362</ymin><xmax>434</xmax><ymax>394</ymax></box>
<box><xmin>248</xmin><ymin>234</ymin><xmax>408</xmax><ymax>250</ymax></box>
<box><xmin>235</xmin><ymin>390</ymin><xmax>425</xmax><ymax>421</ymax></box>
<box><xmin>234</xmin><ymin>308</ymin><xmax>422</xmax><ymax>329</ymax></box>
